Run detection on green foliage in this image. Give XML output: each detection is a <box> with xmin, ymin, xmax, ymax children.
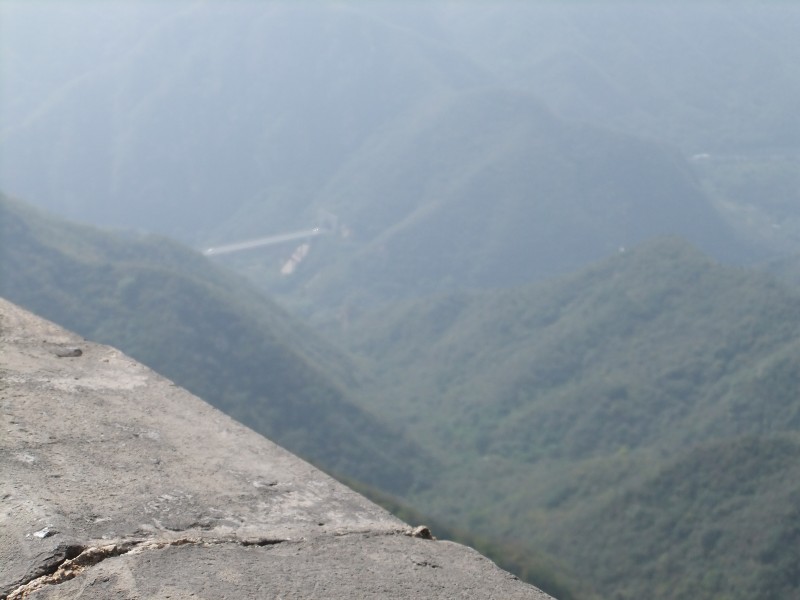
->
<box><xmin>330</xmin><ymin>237</ymin><xmax>800</xmax><ymax>600</ymax></box>
<box><xmin>557</xmin><ymin>435</ymin><xmax>800</xmax><ymax>599</ymax></box>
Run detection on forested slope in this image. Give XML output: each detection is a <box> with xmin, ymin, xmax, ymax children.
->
<box><xmin>560</xmin><ymin>435</ymin><xmax>800</xmax><ymax>599</ymax></box>
<box><xmin>335</xmin><ymin>237</ymin><xmax>800</xmax><ymax>599</ymax></box>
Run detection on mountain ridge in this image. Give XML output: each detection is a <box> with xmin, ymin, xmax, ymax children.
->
<box><xmin>330</xmin><ymin>236</ymin><xmax>800</xmax><ymax>599</ymax></box>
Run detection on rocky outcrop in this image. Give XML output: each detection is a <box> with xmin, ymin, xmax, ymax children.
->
<box><xmin>0</xmin><ymin>298</ymin><xmax>552</xmax><ymax>599</ymax></box>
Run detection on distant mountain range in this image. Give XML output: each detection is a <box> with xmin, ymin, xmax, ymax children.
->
<box><xmin>433</xmin><ymin>2</ymin><xmax>800</xmax><ymax>152</ymax></box>
<box><xmin>290</xmin><ymin>88</ymin><xmax>747</xmax><ymax>308</ymax></box>
<box><xmin>3</xmin><ymin>3</ymin><xmax>800</xmax><ymax>598</ymax></box>
<box><xmin>2</xmin><ymin>2</ymin><xmax>795</xmax><ymax>264</ymax></box>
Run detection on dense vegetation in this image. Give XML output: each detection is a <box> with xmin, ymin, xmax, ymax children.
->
<box><xmin>0</xmin><ymin>195</ymin><xmax>430</xmax><ymax>493</ymax></box>
<box><xmin>559</xmin><ymin>435</ymin><xmax>800</xmax><ymax>599</ymax></box>
<box><xmin>330</xmin><ymin>238</ymin><xmax>800</xmax><ymax>599</ymax></box>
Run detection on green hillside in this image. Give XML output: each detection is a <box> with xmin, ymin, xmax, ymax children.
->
<box><xmin>558</xmin><ymin>434</ymin><xmax>800</xmax><ymax>599</ymax></box>
<box><xmin>340</xmin><ymin>238</ymin><xmax>800</xmax><ymax>456</ymax></box>
<box><xmin>0</xmin><ymin>194</ymin><xmax>430</xmax><ymax>493</ymax></box>
<box><xmin>348</xmin><ymin>479</ymin><xmax>601</xmax><ymax>600</ymax></box>
<box><xmin>333</xmin><ymin>237</ymin><xmax>800</xmax><ymax>599</ymax></box>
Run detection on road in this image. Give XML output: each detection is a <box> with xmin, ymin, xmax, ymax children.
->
<box><xmin>203</xmin><ymin>228</ymin><xmax>322</xmax><ymax>256</ymax></box>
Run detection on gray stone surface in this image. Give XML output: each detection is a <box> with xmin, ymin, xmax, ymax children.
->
<box><xmin>1</xmin><ymin>298</ymin><xmax>552</xmax><ymax>599</ymax></box>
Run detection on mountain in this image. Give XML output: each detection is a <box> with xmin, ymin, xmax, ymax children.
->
<box><xmin>333</xmin><ymin>237</ymin><xmax>800</xmax><ymax>599</ymax></box>
<box><xmin>286</xmin><ymin>88</ymin><xmax>745</xmax><ymax>310</ymax></box>
<box><xmin>558</xmin><ymin>434</ymin><xmax>800</xmax><ymax>599</ymax></box>
<box><xmin>0</xmin><ymin>2</ymin><xmax>481</xmax><ymax>241</ymax></box>
<box><xmin>0</xmin><ymin>194</ymin><xmax>431</xmax><ymax>493</ymax></box>
<box><xmin>0</xmin><ymin>1</ymin><xmax>769</xmax><ymax>274</ymax></box>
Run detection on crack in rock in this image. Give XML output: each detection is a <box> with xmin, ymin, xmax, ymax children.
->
<box><xmin>0</xmin><ymin>543</ymin><xmax>84</xmax><ymax>600</ymax></box>
<box><xmin>329</xmin><ymin>526</ymin><xmax>432</xmax><ymax>540</ymax></box>
<box><xmin>5</xmin><ymin>536</ymin><xmax>288</xmax><ymax>599</ymax></box>
<box><xmin>4</xmin><ymin>527</ymin><xmax>428</xmax><ymax>599</ymax></box>
<box><xmin>6</xmin><ymin>542</ymin><xmax>135</xmax><ymax>600</ymax></box>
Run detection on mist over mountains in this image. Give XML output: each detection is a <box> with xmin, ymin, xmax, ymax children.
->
<box><xmin>3</xmin><ymin>2</ymin><xmax>800</xmax><ymax>599</ymax></box>
<box><xmin>2</xmin><ymin>1</ymin><xmax>798</xmax><ymax>263</ymax></box>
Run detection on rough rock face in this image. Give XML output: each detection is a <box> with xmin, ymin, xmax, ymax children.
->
<box><xmin>0</xmin><ymin>298</ymin><xmax>552</xmax><ymax>599</ymax></box>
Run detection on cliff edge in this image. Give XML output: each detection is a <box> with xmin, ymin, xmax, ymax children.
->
<box><xmin>0</xmin><ymin>298</ymin><xmax>552</xmax><ymax>599</ymax></box>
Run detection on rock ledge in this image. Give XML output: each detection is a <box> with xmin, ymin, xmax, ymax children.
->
<box><xmin>1</xmin><ymin>298</ymin><xmax>551</xmax><ymax>599</ymax></box>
